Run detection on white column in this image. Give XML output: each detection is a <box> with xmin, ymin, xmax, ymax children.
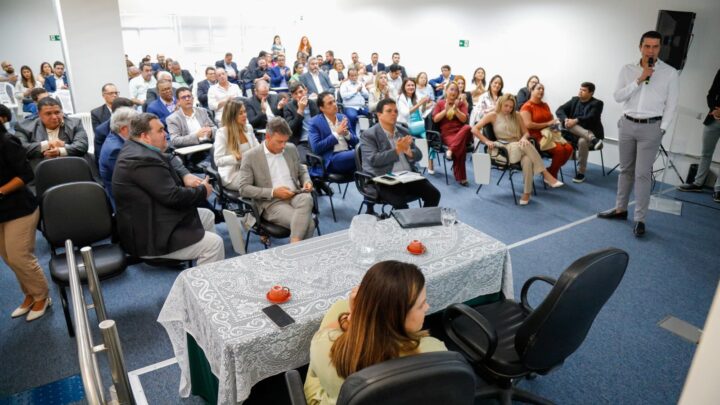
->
<box><xmin>54</xmin><ymin>0</ymin><xmax>128</xmax><ymax>113</ymax></box>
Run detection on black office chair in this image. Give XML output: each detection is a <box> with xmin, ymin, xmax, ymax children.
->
<box><xmin>561</xmin><ymin>130</ymin><xmax>606</xmax><ymax>177</ymax></box>
<box><xmin>306</xmin><ymin>152</ymin><xmax>354</xmax><ymax>222</ymax></box>
<box><xmin>34</xmin><ymin>156</ymin><xmax>95</xmax><ymax>200</ymax></box>
<box><xmin>41</xmin><ymin>182</ymin><xmax>127</xmax><ymax>337</ymax></box>
<box><xmin>353</xmin><ymin>146</ymin><xmax>417</xmax><ymax>217</ymax></box>
<box><xmin>240</xmin><ymin>193</ymin><xmax>321</xmax><ymax>251</ymax></box>
<box><xmin>425</xmin><ymin>129</ymin><xmax>450</xmax><ymax>185</ymax></box>
<box><xmin>442</xmin><ymin>248</ymin><xmax>629</xmax><ymax>405</ymax></box>
<box><xmin>477</xmin><ymin>124</ymin><xmax>535</xmax><ymax>205</ymax></box>
<box><xmin>285</xmin><ymin>351</ymin><xmax>476</xmax><ymax>405</ymax></box>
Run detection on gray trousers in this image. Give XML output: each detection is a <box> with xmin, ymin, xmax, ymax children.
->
<box><xmin>616</xmin><ymin>118</ymin><xmax>662</xmax><ymax>222</ymax></box>
<box><xmin>693</xmin><ymin>120</ymin><xmax>720</xmax><ymax>191</ymax></box>
<box><xmin>143</xmin><ymin>208</ymin><xmax>225</xmax><ymax>265</ymax></box>
<box><xmin>567</xmin><ymin>124</ymin><xmax>596</xmax><ymax>173</ymax></box>
<box><xmin>263</xmin><ymin>193</ymin><xmax>315</xmax><ymax>240</ymax></box>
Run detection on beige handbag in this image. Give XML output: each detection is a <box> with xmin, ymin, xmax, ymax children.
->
<box><xmin>490</xmin><ymin>142</ymin><xmax>522</xmax><ymax>164</ymax></box>
<box><xmin>539</xmin><ymin>127</ymin><xmax>567</xmax><ymax>151</ymax></box>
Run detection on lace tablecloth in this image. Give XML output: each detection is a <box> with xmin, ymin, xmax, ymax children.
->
<box><xmin>158</xmin><ymin>220</ymin><xmax>512</xmax><ymax>404</ymax></box>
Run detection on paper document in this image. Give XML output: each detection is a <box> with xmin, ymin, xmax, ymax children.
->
<box><xmin>472</xmin><ymin>152</ymin><xmax>491</xmax><ymax>185</ymax></box>
<box><xmin>373</xmin><ymin>171</ymin><xmax>425</xmax><ymax>185</ymax></box>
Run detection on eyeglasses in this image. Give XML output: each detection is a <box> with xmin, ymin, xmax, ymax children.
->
<box><xmin>179</xmin><ymin>95</ymin><xmax>193</xmax><ymax>100</ymax></box>
<box><xmin>103</xmin><ymin>91</ymin><xmax>119</xmax><ymax>96</ymax></box>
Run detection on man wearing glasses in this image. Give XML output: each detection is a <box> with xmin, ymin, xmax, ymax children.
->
<box><xmin>91</xmin><ymin>83</ymin><xmax>118</xmax><ymax>132</ymax></box>
<box><xmin>166</xmin><ymin>87</ymin><xmax>216</xmax><ymax>148</ymax></box>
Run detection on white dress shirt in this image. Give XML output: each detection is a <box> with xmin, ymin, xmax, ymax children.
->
<box><xmin>311</xmin><ymin>73</ymin><xmax>324</xmax><ymax>94</ymax></box>
<box><xmin>325</xmin><ymin>115</ymin><xmax>350</xmax><ymax>152</ymax></box>
<box><xmin>208</xmin><ymin>82</ymin><xmax>242</xmax><ymax>120</ymax></box>
<box><xmin>129</xmin><ymin>75</ymin><xmax>157</xmax><ymax>102</ymax></box>
<box><xmin>613</xmin><ymin>59</ymin><xmax>679</xmax><ymax>131</ymax></box>
<box><xmin>339</xmin><ymin>80</ymin><xmax>368</xmax><ymax>109</ymax></box>
<box><xmin>183</xmin><ymin>109</ymin><xmax>202</xmax><ymax>138</ymax></box>
<box><xmin>41</xmin><ymin>126</ymin><xmax>68</xmax><ymax>156</ymax></box>
<box><xmin>263</xmin><ymin>143</ymin><xmax>297</xmax><ymax>191</ymax></box>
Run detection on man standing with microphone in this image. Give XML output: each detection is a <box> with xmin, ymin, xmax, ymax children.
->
<box><xmin>598</xmin><ymin>30</ymin><xmax>679</xmax><ymax>237</ymax></box>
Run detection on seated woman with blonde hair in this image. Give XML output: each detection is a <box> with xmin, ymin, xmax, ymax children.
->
<box><xmin>213</xmin><ymin>99</ymin><xmax>258</xmax><ymax>189</ymax></box>
<box><xmin>305</xmin><ymin>260</ymin><xmax>446</xmax><ymax>405</ymax></box>
<box><xmin>472</xmin><ymin>93</ymin><xmax>563</xmax><ymax>205</ymax></box>
<box><xmin>368</xmin><ymin>71</ymin><xmax>397</xmax><ymax>112</ymax></box>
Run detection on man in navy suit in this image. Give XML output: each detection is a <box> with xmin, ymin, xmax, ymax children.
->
<box><xmin>365</xmin><ymin>53</ymin><xmax>386</xmax><ymax>75</ymax></box>
<box><xmin>215</xmin><ymin>53</ymin><xmax>239</xmax><ymax>84</ymax></box>
<box><xmin>300</xmin><ymin>57</ymin><xmax>333</xmax><ymax>100</ymax></box>
<box><xmin>146</xmin><ymin>79</ymin><xmax>176</xmax><ymax>127</ymax></box>
<box><xmin>429</xmin><ymin>65</ymin><xmax>455</xmax><ymax>98</ymax></box>
<box><xmin>308</xmin><ymin>92</ymin><xmax>358</xmax><ymax>177</ymax></box>
<box><xmin>43</xmin><ymin>61</ymin><xmax>69</xmax><ymax>92</ymax></box>
<box><xmin>196</xmin><ymin>67</ymin><xmax>217</xmax><ymax>109</ymax></box>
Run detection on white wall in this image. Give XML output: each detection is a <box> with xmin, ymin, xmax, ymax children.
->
<box><xmin>0</xmin><ymin>0</ymin><xmax>64</xmax><ymax>75</ymax></box>
<box><xmin>116</xmin><ymin>0</ymin><xmax>719</xmax><ymax>170</ymax></box>
<box><xmin>56</xmin><ymin>0</ymin><xmax>129</xmax><ymax>112</ymax></box>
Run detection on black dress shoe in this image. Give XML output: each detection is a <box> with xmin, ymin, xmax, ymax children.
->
<box><xmin>714</xmin><ymin>191</ymin><xmax>720</xmax><ymax>203</ymax></box>
<box><xmin>597</xmin><ymin>208</ymin><xmax>628</xmax><ymax>220</ymax></box>
<box><xmin>633</xmin><ymin>221</ymin><xmax>645</xmax><ymax>237</ymax></box>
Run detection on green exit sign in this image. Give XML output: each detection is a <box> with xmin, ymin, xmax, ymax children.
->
<box><xmin>49</xmin><ymin>35</ymin><xmax>61</xmax><ymax>41</ymax></box>
<box><xmin>459</xmin><ymin>39</ymin><xmax>470</xmax><ymax>47</ymax></box>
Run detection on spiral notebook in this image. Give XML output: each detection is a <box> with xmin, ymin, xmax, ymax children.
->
<box><xmin>391</xmin><ymin>207</ymin><xmax>442</xmax><ymax>228</ymax></box>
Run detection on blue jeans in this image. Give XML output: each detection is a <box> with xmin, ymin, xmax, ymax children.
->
<box><xmin>694</xmin><ymin>119</ymin><xmax>720</xmax><ymax>191</ymax></box>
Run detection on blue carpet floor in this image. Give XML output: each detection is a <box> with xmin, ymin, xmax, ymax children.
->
<box><xmin>0</xmin><ymin>159</ymin><xmax>718</xmax><ymax>404</ymax></box>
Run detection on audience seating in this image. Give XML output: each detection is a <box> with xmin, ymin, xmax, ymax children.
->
<box><xmin>285</xmin><ymin>351</ymin><xmax>477</xmax><ymax>405</ymax></box>
<box><xmin>34</xmin><ymin>156</ymin><xmax>95</xmax><ymax>200</ymax></box>
<box><xmin>41</xmin><ymin>182</ymin><xmax>127</xmax><ymax>337</ymax></box>
<box><xmin>478</xmin><ymin>124</ymin><xmax>535</xmax><ymax>205</ymax></box>
<box><xmin>306</xmin><ymin>152</ymin><xmax>353</xmax><ymax>222</ymax></box>
<box><xmin>69</xmin><ymin>112</ymin><xmax>96</xmax><ymax>155</ymax></box>
<box><xmin>442</xmin><ymin>248</ymin><xmax>629</xmax><ymax>405</ymax></box>
<box><xmin>425</xmin><ymin>129</ymin><xmax>450</xmax><ymax>185</ymax></box>
<box><xmin>562</xmin><ymin>130</ymin><xmax>606</xmax><ymax>177</ymax></box>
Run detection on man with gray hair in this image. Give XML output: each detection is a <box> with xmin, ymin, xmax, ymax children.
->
<box><xmin>99</xmin><ymin>106</ymin><xmax>138</xmax><ymax>206</ymax></box>
<box><xmin>112</xmin><ymin>113</ymin><xmax>224</xmax><ymax>264</ymax></box>
<box><xmin>244</xmin><ymin>80</ymin><xmax>286</xmax><ymax>131</ymax></box>
<box><xmin>238</xmin><ymin>117</ymin><xmax>315</xmax><ymax>243</ymax></box>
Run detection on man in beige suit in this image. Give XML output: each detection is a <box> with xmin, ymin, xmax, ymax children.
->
<box><xmin>238</xmin><ymin>117</ymin><xmax>315</xmax><ymax>243</ymax></box>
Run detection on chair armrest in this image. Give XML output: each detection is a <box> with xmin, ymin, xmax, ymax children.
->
<box><xmin>284</xmin><ymin>370</ymin><xmax>308</xmax><ymax>405</ymax></box>
<box><xmin>306</xmin><ymin>152</ymin><xmax>327</xmax><ymax>178</ymax></box>
<box><xmin>520</xmin><ymin>276</ymin><xmax>557</xmax><ymax>314</ymax></box>
<box><xmin>442</xmin><ymin>303</ymin><xmax>498</xmax><ymax>365</ymax></box>
<box><xmin>239</xmin><ymin>197</ymin><xmax>262</xmax><ymax>223</ymax></box>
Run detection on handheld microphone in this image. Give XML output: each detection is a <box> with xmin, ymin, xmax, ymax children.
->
<box><xmin>645</xmin><ymin>57</ymin><xmax>654</xmax><ymax>85</ymax></box>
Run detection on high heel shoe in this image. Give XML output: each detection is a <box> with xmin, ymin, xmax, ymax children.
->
<box><xmin>519</xmin><ymin>198</ymin><xmax>530</xmax><ymax>206</ymax></box>
<box><xmin>544</xmin><ymin>179</ymin><xmax>564</xmax><ymax>188</ymax></box>
<box><xmin>11</xmin><ymin>296</ymin><xmax>34</xmax><ymax>318</ymax></box>
<box><xmin>26</xmin><ymin>298</ymin><xmax>52</xmax><ymax>322</ymax></box>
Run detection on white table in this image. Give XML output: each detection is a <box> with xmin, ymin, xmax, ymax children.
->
<box><xmin>174</xmin><ymin>143</ymin><xmax>213</xmax><ymax>156</ymax></box>
<box><xmin>158</xmin><ymin>219</ymin><xmax>512</xmax><ymax>404</ymax></box>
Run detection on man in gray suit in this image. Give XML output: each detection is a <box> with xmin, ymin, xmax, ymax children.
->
<box><xmin>238</xmin><ymin>117</ymin><xmax>315</xmax><ymax>243</ymax></box>
<box><xmin>299</xmin><ymin>57</ymin><xmax>333</xmax><ymax>100</ymax></box>
<box><xmin>360</xmin><ymin>98</ymin><xmax>440</xmax><ymax>209</ymax></box>
<box><xmin>14</xmin><ymin>97</ymin><xmax>88</xmax><ymax>169</ymax></box>
<box><xmin>166</xmin><ymin>87</ymin><xmax>216</xmax><ymax>148</ymax></box>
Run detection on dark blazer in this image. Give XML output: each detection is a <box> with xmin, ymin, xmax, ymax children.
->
<box><xmin>360</xmin><ymin>123</ymin><xmax>421</xmax><ymax>176</ymax></box>
<box><xmin>0</xmin><ymin>131</ymin><xmax>37</xmax><ymax>223</ymax></box>
<box><xmin>43</xmin><ymin>74</ymin><xmax>70</xmax><ymax>92</ymax></box>
<box><xmin>243</xmin><ymin>95</ymin><xmax>282</xmax><ymax>130</ymax></box>
<box><xmin>196</xmin><ymin>79</ymin><xmax>215</xmax><ymax>109</ymax></box>
<box><xmin>308</xmin><ymin>113</ymin><xmax>359</xmax><ymax>171</ymax></box>
<box><xmin>705</xmin><ymin>69</ymin><xmax>720</xmax><ymax>126</ymax></box>
<box><xmin>215</xmin><ymin>60</ymin><xmax>240</xmax><ymax>84</ymax></box>
<box><xmin>555</xmin><ymin>97</ymin><xmax>605</xmax><ymax>139</ymax></box>
<box><xmin>365</xmin><ymin>63</ymin><xmax>386</xmax><ymax>75</ymax></box>
<box><xmin>14</xmin><ymin>116</ymin><xmax>88</xmax><ymax>169</ymax></box>
<box><xmin>90</xmin><ymin>104</ymin><xmax>112</xmax><ymax>132</ymax></box>
<box><xmin>386</xmin><ymin>64</ymin><xmax>408</xmax><ymax>80</ymax></box>
<box><xmin>428</xmin><ymin>74</ymin><xmax>455</xmax><ymax>98</ymax></box>
<box><xmin>94</xmin><ymin>119</ymin><xmax>111</xmax><ymax>164</ymax></box>
<box><xmin>269</xmin><ymin>66</ymin><xmax>291</xmax><ymax>88</ymax></box>
<box><xmin>146</xmin><ymin>98</ymin><xmax>176</xmax><ymax>127</ymax></box>
<box><xmin>172</xmin><ymin>69</ymin><xmax>194</xmax><ymax>87</ymax></box>
<box><xmin>243</xmin><ymin>67</ymin><xmax>271</xmax><ymax>89</ymax></box>
<box><xmin>283</xmin><ymin>99</ymin><xmax>319</xmax><ymax>145</ymax></box>
<box><xmin>143</xmin><ymin>88</ymin><xmax>159</xmax><ymax>112</ymax></box>
<box><xmin>516</xmin><ymin>88</ymin><xmax>531</xmax><ymax>111</ymax></box>
<box><xmin>98</xmin><ymin>132</ymin><xmax>125</xmax><ymax>207</ymax></box>
<box><xmin>299</xmin><ymin>71</ymin><xmax>333</xmax><ymax>96</ymax></box>
<box><xmin>112</xmin><ymin>139</ymin><xmax>206</xmax><ymax>257</ymax></box>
